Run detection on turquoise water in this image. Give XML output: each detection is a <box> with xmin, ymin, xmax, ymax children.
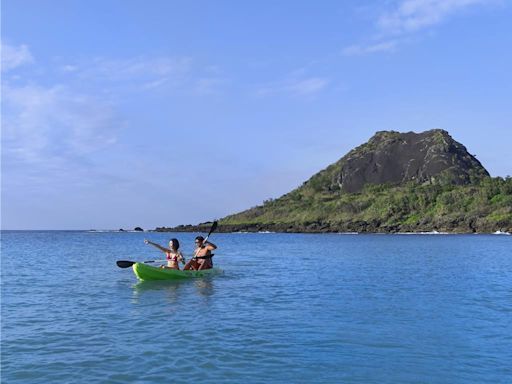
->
<box><xmin>1</xmin><ymin>231</ymin><xmax>511</xmax><ymax>383</ymax></box>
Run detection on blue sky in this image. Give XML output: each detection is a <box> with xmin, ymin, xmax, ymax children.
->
<box><xmin>2</xmin><ymin>0</ymin><xmax>511</xmax><ymax>230</ymax></box>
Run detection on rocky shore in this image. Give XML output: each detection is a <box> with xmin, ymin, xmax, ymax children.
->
<box><xmin>155</xmin><ymin>220</ymin><xmax>511</xmax><ymax>234</ymax></box>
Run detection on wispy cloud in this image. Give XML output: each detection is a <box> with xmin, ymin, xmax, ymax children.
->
<box><xmin>256</xmin><ymin>72</ymin><xmax>330</xmax><ymax>98</ymax></box>
<box><xmin>378</xmin><ymin>0</ymin><xmax>490</xmax><ymax>34</ymax></box>
<box><xmin>287</xmin><ymin>77</ymin><xmax>329</xmax><ymax>96</ymax></box>
<box><xmin>56</xmin><ymin>55</ymin><xmax>230</xmax><ymax>96</ymax></box>
<box><xmin>2</xmin><ymin>43</ymin><xmax>226</xmax><ymax>176</ymax></box>
<box><xmin>342</xmin><ymin>0</ymin><xmax>497</xmax><ymax>56</ymax></box>
<box><xmin>342</xmin><ymin>40</ymin><xmax>399</xmax><ymax>56</ymax></box>
<box><xmin>2</xmin><ymin>83</ymin><xmax>120</xmax><ymax>166</ymax></box>
<box><xmin>1</xmin><ymin>42</ymin><xmax>34</xmax><ymax>71</ymax></box>
<box><xmin>2</xmin><ymin>43</ymin><xmax>121</xmax><ymax>170</ymax></box>
<box><xmin>86</xmin><ymin>56</ymin><xmax>192</xmax><ymax>82</ymax></box>
<box><xmin>192</xmin><ymin>77</ymin><xmax>227</xmax><ymax>95</ymax></box>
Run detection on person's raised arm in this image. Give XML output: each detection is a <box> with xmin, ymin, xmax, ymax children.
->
<box><xmin>204</xmin><ymin>241</ymin><xmax>217</xmax><ymax>251</ymax></box>
<box><xmin>144</xmin><ymin>239</ymin><xmax>170</xmax><ymax>253</ymax></box>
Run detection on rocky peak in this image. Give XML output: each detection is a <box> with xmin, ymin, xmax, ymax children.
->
<box><xmin>305</xmin><ymin>129</ymin><xmax>489</xmax><ymax>193</ymax></box>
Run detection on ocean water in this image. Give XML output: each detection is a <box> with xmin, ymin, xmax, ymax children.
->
<box><xmin>1</xmin><ymin>231</ymin><xmax>511</xmax><ymax>383</ymax></box>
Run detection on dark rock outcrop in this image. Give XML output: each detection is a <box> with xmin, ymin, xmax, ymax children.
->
<box><xmin>305</xmin><ymin>129</ymin><xmax>489</xmax><ymax>194</ymax></box>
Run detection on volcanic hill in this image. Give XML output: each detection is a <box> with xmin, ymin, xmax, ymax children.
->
<box><xmin>158</xmin><ymin>129</ymin><xmax>512</xmax><ymax>233</ymax></box>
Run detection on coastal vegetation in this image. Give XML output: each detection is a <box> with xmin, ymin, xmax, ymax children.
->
<box><xmin>219</xmin><ymin>176</ymin><xmax>512</xmax><ymax>233</ymax></box>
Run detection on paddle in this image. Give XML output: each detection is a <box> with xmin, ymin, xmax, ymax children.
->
<box><xmin>203</xmin><ymin>220</ymin><xmax>218</xmax><ymax>243</ymax></box>
<box><xmin>116</xmin><ymin>259</ymin><xmax>166</xmax><ymax>268</ymax></box>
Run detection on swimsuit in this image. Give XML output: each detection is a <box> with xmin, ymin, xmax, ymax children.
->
<box><xmin>166</xmin><ymin>252</ymin><xmax>179</xmax><ymax>261</ymax></box>
<box><xmin>166</xmin><ymin>251</ymin><xmax>182</xmax><ymax>268</ymax></box>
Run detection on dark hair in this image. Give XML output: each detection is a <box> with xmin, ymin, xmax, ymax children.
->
<box><xmin>170</xmin><ymin>238</ymin><xmax>180</xmax><ymax>250</ymax></box>
<box><xmin>195</xmin><ymin>236</ymin><xmax>204</xmax><ymax>242</ymax></box>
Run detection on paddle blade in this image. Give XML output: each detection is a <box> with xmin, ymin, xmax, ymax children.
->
<box><xmin>208</xmin><ymin>221</ymin><xmax>218</xmax><ymax>237</ymax></box>
<box><xmin>116</xmin><ymin>260</ymin><xmax>136</xmax><ymax>268</ymax></box>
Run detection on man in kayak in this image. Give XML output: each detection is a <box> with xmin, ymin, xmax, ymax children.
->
<box><xmin>183</xmin><ymin>236</ymin><xmax>217</xmax><ymax>270</ymax></box>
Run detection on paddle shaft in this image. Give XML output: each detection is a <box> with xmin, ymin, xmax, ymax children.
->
<box><xmin>116</xmin><ymin>259</ymin><xmax>167</xmax><ymax>268</ymax></box>
<box><xmin>203</xmin><ymin>221</ymin><xmax>218</xmax><ymax>243</ymax></box>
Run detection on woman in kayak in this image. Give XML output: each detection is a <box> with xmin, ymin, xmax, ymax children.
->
<box><xmin>184</xmin><ymin>236</ymin><xmax>217</xmax><ymax>270</ymax></box>
<box><xmin>144</xmin><ymin>238</ymin><xmax>185</xmax><ymax>270</ymax></box>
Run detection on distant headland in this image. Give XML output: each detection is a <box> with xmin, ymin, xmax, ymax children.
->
<box><xmin>156</xmin><ymin>130</ymin><xmax>512</xmax><ymax>234</ymax></box>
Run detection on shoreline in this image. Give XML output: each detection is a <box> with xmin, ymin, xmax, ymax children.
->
<box><xmin>1</xmin><ymin>229</ymin><xmax>509</xmax><ymax>235</ymax></box>
<box><xmin>154</xmin><ymin>223</ymin><xmax>511</xmax><ymax>235</ymax></box>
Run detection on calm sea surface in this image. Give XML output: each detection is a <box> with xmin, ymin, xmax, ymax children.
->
<box><xmin>1</xmin><ymin>231</ymin><xmax>511</xmax><ymax>383</ymax></box>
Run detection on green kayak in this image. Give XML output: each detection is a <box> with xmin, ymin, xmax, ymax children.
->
<box><xmin>132</xmin><ymin>262</ymin><xmax>223</xmax><ymax>281</ymax></box>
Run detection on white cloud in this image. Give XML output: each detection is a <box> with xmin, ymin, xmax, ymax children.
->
<box><xmin>192</xmin><ymin>77</ymin><xmax>226</xmax><ymax>95</ymax></box>
<box><xmin>1</xmin><ymin>44</ymin><xmax>226</xmax><ymax>192</ymax></box>
<box><xmin>378</xmin><ymin>0</ymin><xmax>491</xmax><ymax>34</ymax></box>
<box><xmin>287</xmin><ymin>77</ymin><xmax>329</xmax><ymax>96</ymax></box>
<box><xmin>343</xmin><ymin>0</ymin><xmax>496</xmax><ymax>55</ymax></box>
<box><xmin>142</xmin><ymin>77</ymin><xmax>171</xmax><ymax>90</ymax></box>
<box><xmin>1</xmin><ymin>41</ymin><xmax>124</xmax><ymax>194</ymax></box>
<box><xmin>257</xmin><ymin>74</ymin><xmax>330</xmax><ymax>98</ymax></box>
<box><xmin>342</xmin><ymin>40</ymin><xmax>399</xmax><ymax>56</ymax></box>
<box><xmin>61</xmin><ymin>56</ymin><xmax>194</xmax><ymax>92</ymax></box>
<box><xmin>1</xmin><ymin>42</ymin><xmax>34</xmax><ymax>71</ymax></box>
<box><xmin>61</xmin><ymin>64</ymin><xmax>79</xmax><ymax>72</ymax></box>
<box><xmin>2</xmin><ymin>84</ymin><xmax>119</xmax><ymax>166</ymax></box>
<box><xmin>59</xmin><ymin>55</ymin><xmax>228</xmax><ymax>95</ymax></box>
<box><xmin>89</xmin><ymin>56</ymin><xmax>192</xmax><ymax>80</ymax></box>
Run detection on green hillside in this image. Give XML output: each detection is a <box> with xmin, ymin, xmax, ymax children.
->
<box><xmin>217</xmin><ymin>130</ymin><xmax>511</xmax><ymax>233</ymax></box>
<box><xmin>220</xmin><ymin>177</ymin><xmax>512</xmax><ymax>233</ymax></box>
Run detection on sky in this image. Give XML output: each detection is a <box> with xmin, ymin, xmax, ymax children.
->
<box><xmin>2</xmin><ymin>0</ymin><xmax>511</xmax><ymax>230</ymax></box>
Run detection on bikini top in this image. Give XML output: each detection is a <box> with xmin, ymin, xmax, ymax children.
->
<box><xmin>166</xmin><ymin>251</ymin><xmax>182</xmax><ymax>262</ymax></box>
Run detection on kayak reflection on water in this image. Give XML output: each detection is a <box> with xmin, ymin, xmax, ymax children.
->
<box><xmin>184</xmin><ymin>236</ymin><xmax>217</xmax><ymax>271</ymax></box>
<box><xmin>132</xmin><ymin>277</ymin><xmax>215</xmax><ymax>303</ymax></box>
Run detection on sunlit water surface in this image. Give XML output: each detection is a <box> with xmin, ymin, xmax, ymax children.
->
<box><xmin>2</xmin><ymin>231</ymin><xmax>511</xmax><ymax>383</ymax></box>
